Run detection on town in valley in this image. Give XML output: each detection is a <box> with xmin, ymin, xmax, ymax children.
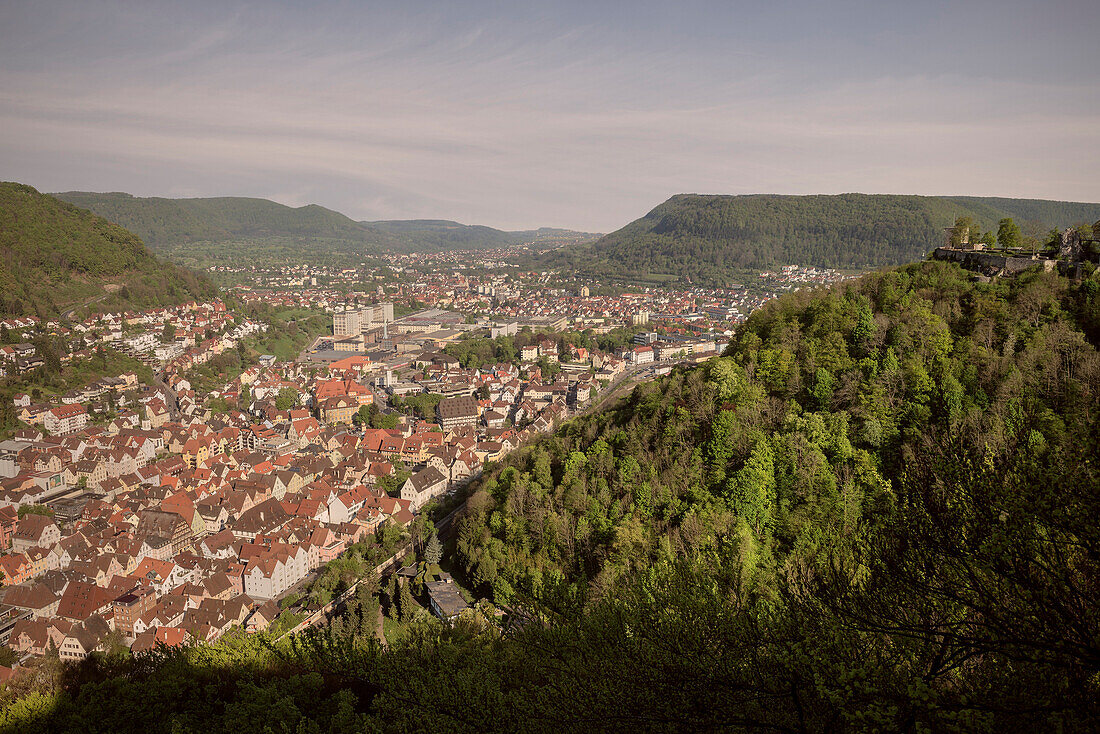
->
<box><xmin>0</xmin><ymin>248</ymin><xmax>848</xmax><ymax>662</ymax></box>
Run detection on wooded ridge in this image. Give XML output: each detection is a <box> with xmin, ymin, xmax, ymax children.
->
<box><xmin>539</xmin><ymin>193</ymin><xmax>1100</xmax><ymax>284</ymax></box>
<box><xmin>0</xmin><ymin>183</ymin><xmax>217</xmax><ymax>318</ymax></box>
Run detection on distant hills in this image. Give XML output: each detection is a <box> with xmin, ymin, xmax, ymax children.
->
<box><xmin>365</xmin><ymin>219</ymin><xmax>598</xmax><ymax>252</ymax></box>
<box><xmin>540</xmin><ymin>193</ymin><xmax>1100</xmax><ymax>285</ymax></box>
<box><xmin>53</xmin><ymin>192</ymin><xmax>597</xmax><ymax>266</ymax></box>
<box><xmin>55</xmin><ymin>191</ymin><xmax>393</xmax><ymax>247</ymax></box>
<box><xmin>46</xmin><ymin>189</ymin><xmax>1100</xmax><ymax>283</ymax></box>
<box><xmin>52</xmin><ymin>191</ymin><xmax>399</xmax><ymax>267</ymax></box>
<box><xmin>0</xmin><ymin>183</ymin><xmax>216</xmax><ymax>318</ymax></box>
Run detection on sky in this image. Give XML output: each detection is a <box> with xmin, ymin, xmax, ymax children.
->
<box><xmin>1</xmin><ymin>0</ymin><xmax>1098</xmax><ymax>232</ymax></box>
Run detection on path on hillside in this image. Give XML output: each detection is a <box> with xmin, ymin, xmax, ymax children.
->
<box><xmin>579</xmin><ymin>358</ymin><xmax>678</xmax><ymax>416</ymax></box>
<box><xmin>278</xmin><ymin>542</ymin><xmax>412</xmax><ymax>641</ymax></box>
<box><xmin>60</xmin><ymin>292</ymin><xmax>110</xmax><ymax>323</ymax></box>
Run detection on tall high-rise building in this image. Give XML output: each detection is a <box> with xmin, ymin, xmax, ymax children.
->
<box><xmin>333</xmin><ymin>309</ymin><xmax>361</xmax><ymax>336</ymax></box>
<box><xmin>361</xmin><ymin>302</ymin><xmax>394</xmax><ymax>326</ymax></box>
<box><xmin>335</xmin><ymin>302</ymin><xmax>393</xmax><ymax>335</ymax></box>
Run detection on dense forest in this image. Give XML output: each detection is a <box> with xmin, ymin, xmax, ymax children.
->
<box><xmin>3</xmin><ymin>261</ymin><xmax>1098</xmax><ymax>732</ymax></box>
<box><xmin>51</xmin><ymin>191</ymin><xmax>404</xmax><ymax>268</ymax></box>
<box><xmin>52</xmin><ymin>192</ymin><xmax>393</xmax><ymax>250</ymax></box>
<box><xmin>0</xmin><ymin>184</ymin><xmax>217</xmax><ymax>318</ymax></box>
<box><xmin>540</xmin><ymin>193</ymin><xmax>1100</xmax><ymax>284</ymax></box>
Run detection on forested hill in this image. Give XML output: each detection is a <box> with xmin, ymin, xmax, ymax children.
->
<box><xmin>4</xmin><ymin>260</ymin><xmax>1098</xmax><ymax>732</ymax></box>
<box><xmin>541</xmin><ymin>193</ymin><xmax>1100</xmax><ymax>284</ymax></box>
<box><xmin>0</xmin><ymin>183</ymin><xmax>216</xmax><ymax>318</ymax></box>
<box><xmin>365</xmin><ymin>219</ymin><xmax>599</xmax><ymax>251</ymax></box>
<box><xmin>53</xmin><ymin>191</ymin><xmax>403</xmax><ymax>262</ymax></box>
<box><xmin>52</xmin><ymin>192</ymin><xmax>596</xmax><ymax>265</ymax></box>
<box><xmin>443</xmin><ymin>259</ymin><xmax>1100</xmax><ymax>728</ymax></box>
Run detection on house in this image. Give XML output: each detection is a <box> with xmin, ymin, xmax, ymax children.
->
<box><xmin>0</xmin><ymin>505</ymin><xmax>15</xmax><ymax>547</ymax></box>
<box><xmin>59</xmin><ymin>616</ymin><xmax>112</xmax><ymax>661</ymax></box>
<box><xmin>113</xmin><ymin>585</ymin><xmax>158</xmax><ymax>634</ymax></box>
<box><xmin>23</xmin><ymin>545</ymin><xmax>63</xmax><ymax>578</ymax></box>
<box><xmin>12</xmin><ymin>514</ymin><xmax>61</xmax><ymax>554</ymax></box>
<box><xmin>630</xmin><ymin>345</ymin><xmax>654</xmax><ymax>365</ymax></box>
<box><xmin>482</xmin><ymin>410</ymin><xmax>506</xmax><ymax>429</ymax></box>
<box><xmin>197</xmin><ymin>503</ymin><xmax>230</xmax><ymax>535</ymax></box>
<box><xmin>45</xmin><ymin>404</ymin><xmax>87</xmax><ymax>435</ymax></box>
<box><xmin>9</xmin><ymin>617</ymin><xmax>72</xmax><ymax>657</ymax></box>
<box><xmin>131</xmin><ymin>558</ymin><xmax>191</xmax><ymax>596</ymax></box>
<box><xmin>538</xmin><ymin>339</ymin><xmax>559</xmax><ymax>361</ymax></box>
<box><xmin>201</xmin><ymin>572</ymin><xmax>235</xmax><ymax>601</ymax></box>
<box><xmin>198</xmin><ymin>529</ymin><xmax>237</xmax><ymax>559</ymax></box>
<box><xmin>0</xmin><ymin>554</ymin><xmax>32</xmax><ymax>586</ymax></box>
<box><xmin>135</xmin><ymin>509</ymin><xmax>193</xmax><ymax>555</ymax></box>
<box><xmin>319</xmin><ymin>397</ymin><xmax>357</xmax><ymax>425</ymax></box>
<box><xmin>426</xmin><ymin>575</ymin><xmax>468</xmax><ymax>621</ymax></box>
<box><xmin>66</xmin><ymin>459</ymin><xmax>107</xmax><ymax>489</ymax></box>
<box><xmin>245</xmin><ymin>599</ymin><xmax>282</xmax><ymax>633</ymax></box>
<box><xmin>436</xmin><ymin>395</ymin><xmax>479</xmax><ymax>430</ymax></box>
<box><xmin>131</xmin><ymin>626</ymin><xmax>188</xmax><ymax>654</ymax></box>
<box><xmin>57</xmin><ymin>581</ymin><xmax>115</xmax><ymax>622</ymax></box>
<box><xmin>182</xmin><ymin>438</ymin><xmax>210</xmax><ymax>468</ymax></box>
<box><xmin>240</xmin><ymin>543</ymin><xmax>310</xmax><ymax>600</ymax></box>
<box><xmin>232</xmin><ymin>498</ymin><xmax>290</xmax><ymax>540</ymax></box>
<box><xmin>160</xmin><ymin>493</ymin><xmax>206</xmax><ymax>539</ymax></box>
<box><xmin>2</xmin><ymin>582</ymin><xmax>60</xmax><ymax>618</ymax></box>
<box><xmin>400</xmin><ymin>467</ymin><xmax>448</xmax><ymax>512</ymax></box>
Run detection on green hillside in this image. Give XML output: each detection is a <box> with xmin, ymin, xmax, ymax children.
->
<box><xmin>3</xmin><ymin>261</ymin><xmax>1097</xmax><ymax>731</ymax></box>
<box><xmin>53</xmin><ymin>191</ymin><xmax>406</xmax><ymax>267</ymax></box>
<box><xmin>53</xmin><ymin>192</ymin><xmax>386</xmax><ymax>246</ymax></box>
<box><xmin>367</xmin><ymin>219</ymin><xmax>600</xmax><ymax>251</ymax></box>
<box><xmin>366</xmin><ymin>219</ymin><xmax>526</xmax><ymax>250</ymax></box>
<box><xmin>542</xmin><ymin>193</ymin><xmax>1100</xmax><ymax>284</ymax></box>
<box><xmin>52</xmin><ymin>193</ymin><xmax>597</xmax><ymax>266</ymax></box>
<box><xmin>0</xmin><ymin>183</ymin><xmax>216</xmax><ymax>318</ymax></box>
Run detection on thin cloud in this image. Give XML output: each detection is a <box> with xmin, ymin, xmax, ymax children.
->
<box><xmin>1</xmin><ymin>0</ymin><xmax>1098</xmax><ymax>231</ymax></box>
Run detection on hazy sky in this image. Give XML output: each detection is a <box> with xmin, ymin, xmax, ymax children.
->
<box><xmin>2</xmin><ymin>1</ymin><xmax>1098</xmax><ymax>231</ymax></box>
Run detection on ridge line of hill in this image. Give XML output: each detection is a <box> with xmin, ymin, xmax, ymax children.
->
<box><xmin>535</xmin><ymin>192</ymin><xmax>1100</xmax><ymax>285</ymax></box>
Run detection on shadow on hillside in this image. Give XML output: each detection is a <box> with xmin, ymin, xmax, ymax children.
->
<box><xmin>1</xmin><ymin>636</ymin><xmax>381</xmax><ymax>734</ymax></box>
